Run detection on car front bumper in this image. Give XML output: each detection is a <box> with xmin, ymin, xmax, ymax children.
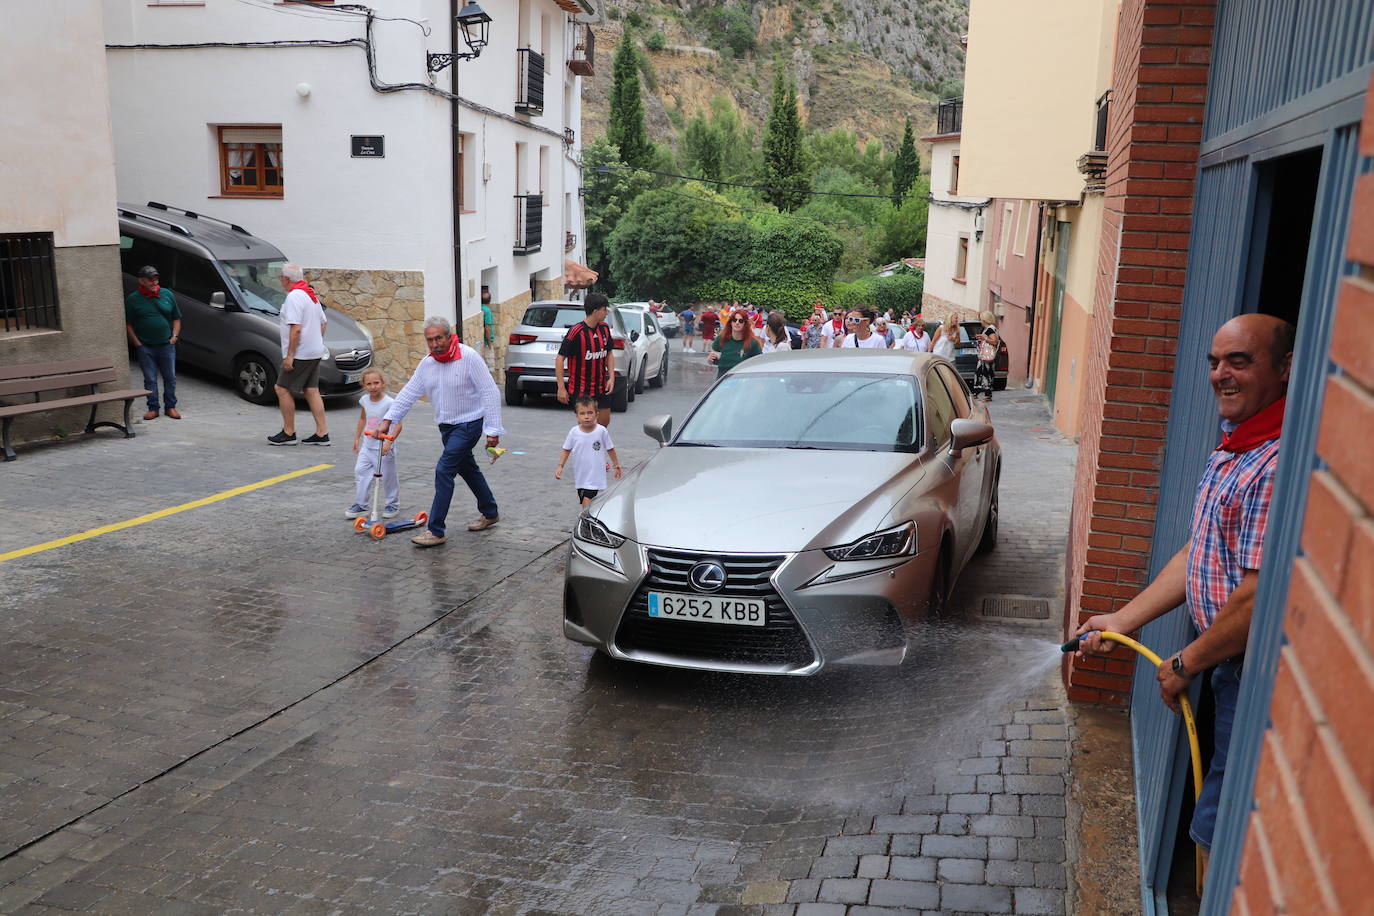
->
<box><xmin>562</xmin><ymin>537</ymin><xmax>941</xmax><ymax>675</ymax></box>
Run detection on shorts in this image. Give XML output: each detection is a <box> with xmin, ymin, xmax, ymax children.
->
<box><xmin>576</xmin><ymin>488</ymin><xmax>599</xmax><ymax>502</ymax></box>
<box><xmin>278</xmin><ymin>357</ymin><xmax>322</xmax><ymax>394</ymax></box>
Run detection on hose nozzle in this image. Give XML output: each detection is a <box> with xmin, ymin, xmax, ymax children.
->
<box><xmin>1060</xmin><ymin>635</ymin><xmax>1084</xmax><ymax>653</ymax></box>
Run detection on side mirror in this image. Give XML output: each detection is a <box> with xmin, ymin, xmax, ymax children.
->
<box><xmin>949</xmin><ymin>418</ymin><xmax>994</xmax><ymax>457</ymax></box>
<box><xmin>209</xmin><ymin>291</ymin><xmax>226</xmax><ymax>310</ymax></box>
<box><xmin>643</xmin><ymin>414</ymin><xmax>672</xmax><ymax>446</ymax></box>
<box><xmin>630</xmin><ymin>329</ymin><xmax>641</xmax><ymax>343</ymax></box>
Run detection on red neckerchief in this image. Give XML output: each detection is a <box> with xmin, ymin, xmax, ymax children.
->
<box><xmin>431</xmin><ymin>335</ymin><xmax>463</xmax><ymax>363</ymax></box>
<box><xmin>832</xmin><ymin>318</ymin><xmax>843</xmax><ymax>335</ymax></box>
<box><xmin>1217</xmin><ymin>396</ymin><xmax>1285</xmax><ymax>453</ymax></box>
<box><xmin>287</xmin><ymin>280</ymin><xmax>319</xmax><ymax>303</ymax></box>
<box><xmin>139</xmin><ymin>283</ymin><xmax>161</xmax><ymax>300</ymax></box>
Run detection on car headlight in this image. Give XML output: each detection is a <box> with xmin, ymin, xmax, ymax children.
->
<box><xmin>574</xmin><ymin>515</ymin><xmax>625</xmax><ymax>548</ymax></box>
<box><xmin>824</xmin><ymin>521</ymin><xmax>916</xmax><ymax>561</ymax></box>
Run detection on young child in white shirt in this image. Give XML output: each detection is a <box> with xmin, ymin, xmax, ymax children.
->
<box><xmin>346</xmin><ymin>369</ymin><xmax>402</xmax><ymax>519</ymax></box>
<box><xmin>555</xmin><ymin>396</ymin><xmax>622</xmax><ymax>505</ymax></box>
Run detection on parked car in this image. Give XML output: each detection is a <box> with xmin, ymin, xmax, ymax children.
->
<box><xmin>615</xmin><ymin>302</ymin><xmax>671</xmax><ymax>392</ymax></box>
<box><xmin>504</xmin><ymin>300</ymin><xmax>636</xmax><ymax>411</ymax></box>
<box><xmin>923</xmin><ymin>321</ymin><xmax>1009</xmax><ymax>391</ymax></box>
<box><xmin>563</xmin><ymin>349</ymin><xmax>1000</xmax><ymax>675</ymax></box>
<box><xmin>117</xmin><ymin>202</ymin><xmax>373</xmax><ymax>404</ymax></box>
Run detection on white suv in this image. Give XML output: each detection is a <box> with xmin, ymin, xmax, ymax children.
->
<box><xmin>614</xmin><ymin>302</ymin><xmax>670</xmax><ymax>394</ymax></box>
<box><xmin>503</xmin><ymin>300</ymin><xmax>634</xmax><ymax>411</ymax></box>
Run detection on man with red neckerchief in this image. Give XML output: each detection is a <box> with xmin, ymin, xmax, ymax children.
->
<box><xmin>1075</xmin><ymin>312</ymin><xmax>1296</xmax><ymax>864</ymax></box>
<box><xmin>267</xmin><ymin>263</ymin><xmax>330</xmax><ymax>446</ymax></box>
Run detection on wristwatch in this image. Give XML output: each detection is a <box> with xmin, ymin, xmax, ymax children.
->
<box><xmin>1170</xmin><ymin>652</ymin><xmax>1192</xmax><ymax>680</ymax></box>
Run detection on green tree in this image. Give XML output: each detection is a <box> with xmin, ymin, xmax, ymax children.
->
<box><xmin>607</xmin><ymin>29</ymin><xmax>654</xmax><ymax>169</ymax></box>
<box><xmin>891</xmin><ymin>119</ymin><xmax>920</xmax><ymax>204</ymax></box>
<box><xmin>582</xmin><ymin>136</ymin><xmax>655</xmax><ymax>293</ymax></box>
<box><xmin>608</xmin><ymin>185</ymin><xmax>733</xmax><ymax>301</ymax></box>
<box><xmin>681</xmin><ymin>96</ymin><xmax>758</xmax><ymax>183</ymax></box>
<box><xmin>761</xmin><ymin>67</ymin><xmax>808</xmax><ymax>211</ymax></box>
<box><xmin>870</xmin><ymin>181</ymin><xmax>931</xmax><ymax>264</ymax></box>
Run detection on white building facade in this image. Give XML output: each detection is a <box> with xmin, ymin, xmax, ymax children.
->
<box><xmin>919</xmin><ymin>100</ymin><xmax>988</xmax><ymax>325</ymax></box>
<box><xmin>104</xmin><ymin>0</ymin><xmax>595</xmax><ymax>382</ymax></box>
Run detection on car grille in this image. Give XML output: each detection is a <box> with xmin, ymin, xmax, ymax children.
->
<box><xmin>335</xmin><ymin>350</ymin><xmax>373</xmax><ymax>371</ymax></box>
<box><xmin>615</xmin><ymin>549</ymin><xmax>815</xmax><ymax>669</ymax></box>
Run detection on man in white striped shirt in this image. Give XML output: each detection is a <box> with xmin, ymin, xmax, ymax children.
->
<box><xmin>376</xmin><ymin>316</ymin><xmax>504</xmax><ymax>547</ymax></box>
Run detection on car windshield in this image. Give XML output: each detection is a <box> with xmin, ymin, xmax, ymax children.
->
<box><xmin>223</xmin><ymin>259</ymin><xmax>287</xmax><ymax>315</ymax></box>
<box><xmin>523</xmin><ymin>306</ymin><xmax>589</xmax><ymax>329</ymax></box>
<box><xmin>676</xmin><ymin>372</ymin><xmax>923</xmax><ymax>452</ymax></box>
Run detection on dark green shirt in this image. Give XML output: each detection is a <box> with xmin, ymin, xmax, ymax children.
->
<box><xmin>124</xmin><ymin>288</ymin><xmax>181</xmax><ymax>346</ymax></box>
<box><xmin>713</xmin><ymin>336</ymin><xmax>762</xmax><ymax>376</ymax></box>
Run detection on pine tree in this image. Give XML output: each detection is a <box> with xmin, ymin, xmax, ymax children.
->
<box><xmin>761</xmin><ymin>66</ymin><xmax>808</xmax><ymax>212</ymax></box>
<box><xmin>891</xmin><ymin>119</ymin><xmax>920</xmax><ymax>205</ymax></box>
<box><xmin>606</xmin><ymin>29</ymin><xmax>654</xmax><ymax>169</ymax></box>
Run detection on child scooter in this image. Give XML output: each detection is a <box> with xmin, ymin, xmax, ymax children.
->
<box><xmin>351</xmin><ymin>432</ymin><xmax>428</xmax><ymax>540</ymax></box>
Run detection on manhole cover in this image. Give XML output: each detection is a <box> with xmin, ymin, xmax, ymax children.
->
<box><xmin>980</xmin><ymin>596</ymin><xmax>1051</xmax><ymax>619</ymax></box>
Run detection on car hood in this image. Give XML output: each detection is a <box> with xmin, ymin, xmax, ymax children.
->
<box><xmin>595</xmin><ymin>447</ymin><xmax>924</xmax><ymax>553</ymax></box>
<box><xmin>323</xmin><ymin>308</ymin><xmax>370</xmax><ymax>348</ymax></box>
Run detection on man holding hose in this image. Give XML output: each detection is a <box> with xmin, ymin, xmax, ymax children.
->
<box><xmin>1075</xmin><ymin>312</ymin><xmax>1295</xmax><ymax>859</ymax></box>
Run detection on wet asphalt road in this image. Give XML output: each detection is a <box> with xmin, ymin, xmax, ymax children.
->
<box><xmin>0</xmin><ymin>345</ymin><xmax>1077</xmax><ymax>914</ymax></box>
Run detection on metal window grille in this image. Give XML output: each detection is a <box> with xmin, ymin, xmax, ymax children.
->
<box><xmin>1093</xmin><ymin>91</ymin><xmax>1112</xmax><ymax>152</ymax></box>
<box><xmin>568</xmin><ymin>23</ymin><xmax>594</xmax><ymax>77</ymax></box>
<box><xmin>514</xmin><ymin>194</ymin><xmax>543</xmax><ymax>255</ymax></box>
<box><xmin>0</xmin><ymin>233</ymin><xmax>61</xmax><ymax>333</ymax></box>
<box><xmin>937</xmin><ymin>98</ymin><xmax>963</xmax><ymax>135</ymax></box>
<box><xmin>516</xmin><ymin>48</ymin><xmax>545</xmax><ymax>115</ymax></box>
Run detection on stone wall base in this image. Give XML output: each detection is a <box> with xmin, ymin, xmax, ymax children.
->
<box><xmin>306</xmin><ymin>268</ymin><xmax>426</xmax><ymax>389</ymax></box>
<box><xmin>921</xmin><ymin>291</ymin><xmax>979</xmax><ymax>326</ymax></box>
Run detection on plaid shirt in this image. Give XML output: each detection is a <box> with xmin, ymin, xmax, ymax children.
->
<box><xmin>1185</xmin><ymin>433</ymin><xmax>1280</xmax><ymax>633</ymax></box>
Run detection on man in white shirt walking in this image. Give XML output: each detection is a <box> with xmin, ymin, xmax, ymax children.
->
<box><xmin>268</xmin><ymin>264</ymin><xmax>330</xmax><ymax>446</ymax></box>
<box><xmin>376</xmin><ymin>316</ymin><xmax>505</xmax><ymax>547</ymax></box>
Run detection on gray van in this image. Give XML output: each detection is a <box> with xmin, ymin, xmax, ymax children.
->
<box><xmin>117</xmin><ymin>202</ymin><xmax>373</xmax><ymax>404</ymax></box>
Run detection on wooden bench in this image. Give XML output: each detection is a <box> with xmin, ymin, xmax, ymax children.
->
<box><xmin>0</xmin><ymin>358</ymin><xmax>151</xmax><ymax>462</ymax></box>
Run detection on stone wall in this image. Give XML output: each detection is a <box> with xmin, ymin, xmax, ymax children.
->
<box><xmin>481</xmin><ymin>288</ymin><xmax>536</xmax><ymax>377</ymax></box>
<box><xmin>306</xmin><ymin>268</ymin><xmax>426</xmax><ymax>389</ymax></box>
<box><xmin>920</xmin><ymin>291</ymin><xmax>977</xmax><ymax>326</ymax></box>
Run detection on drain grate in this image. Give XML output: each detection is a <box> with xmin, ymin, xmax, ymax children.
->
<box><xmin>980</xmin><ymin>596</ymin><xmax>1052</xmax><ymax>620</ymax></box>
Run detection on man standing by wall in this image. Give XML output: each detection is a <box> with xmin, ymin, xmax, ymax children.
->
<box><xmin>376</xmin><ymin>316</ymin><xmax>503</xmax><ymax>546</ymax></box>
<box><xmin>480</xmin><ymin>288</ymin><xmax>496</xmax><ymax>373</ymax></box>
<box><xmin>124</xmin><ymin>265</ymin><xmax>181</xmax><ymax>420</ymax></box>
<box><xmin>555</xmin><ymin>292</ymin><xmax>616</xmax><ymax>428</ymax></box>
<box><xmin>1075</xmin><ymin>312</ymin><xmax>1295</xmax><ymax>862</ymax></box>
<box><xmin>267</xmin><ymin>264</ymin><xmax>329</xmax><ymax>446</ymax></box>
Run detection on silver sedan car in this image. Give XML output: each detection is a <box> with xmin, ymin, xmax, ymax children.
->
<box><xmin>563</xmin><ymin>349</ymin><xmax>1001</xmax><ymax>675</ymax></box>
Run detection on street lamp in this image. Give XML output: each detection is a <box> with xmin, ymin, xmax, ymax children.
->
<box><xmin>427</xmin><ymin>1</ymin><xmax>492</xmax><ymax>72</ymax></box>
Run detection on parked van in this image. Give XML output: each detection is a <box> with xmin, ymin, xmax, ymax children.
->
<box><xmin>117</xmin><ymin>202</ymin><xmax>373</xmax><ymax>404</ymax></box>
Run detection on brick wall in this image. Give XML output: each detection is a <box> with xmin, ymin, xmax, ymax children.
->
<box><xmin>1231</xmin><ymin>76</ymin><xmax>1374</xmax><ymax>915</ymax></box>
<box><xmin>1062</xmin><ymin>0</ymin><xmax>1217</xmax><ymax>703</ymax></box>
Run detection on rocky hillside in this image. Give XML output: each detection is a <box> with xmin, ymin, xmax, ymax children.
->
<box><xmin>583</xmin><ymin>0</ymin><xmax>967</xmax><ymax>155</ymax></box>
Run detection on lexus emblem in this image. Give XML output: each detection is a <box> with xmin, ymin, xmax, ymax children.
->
<box><xmin>688</xmin><ymin>561</ymin><xmax>726</xmax><ymax>593</ymax></box>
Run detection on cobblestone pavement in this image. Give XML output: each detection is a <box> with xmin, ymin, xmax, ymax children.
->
<box><xmin>0</xmin><ymin>346</ymin><xmax>1078</xmax><ymax>914</ymax></box>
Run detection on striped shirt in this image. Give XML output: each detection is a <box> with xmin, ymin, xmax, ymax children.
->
<box><xmin>558</xmin><ymin>320</ymin><xmax>613</xmax><ymax>396</ymax></box>
<box><xmin>383</xmin><ymin>344</ymin><xmax>505</xmax><ymax>436</ymax></box>
<box><xmin>1185</xmin><ymin>434</ymin><xmax>1280</xmax><ymax>633</ymax></box>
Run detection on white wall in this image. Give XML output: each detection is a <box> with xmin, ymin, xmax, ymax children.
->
<box><xmin>104</xmin><ymin>0</ymin><xmax>586</xmax><ymax>324</ymax></box>
<box><xmin>923</xmin><ymin>140</ymin><xmax>985</xmax><ymax>313</ymax></box>
<box><xmin>3</xmin><ymin>1</ymin><xmax>119</xmax><ymax>247</ymax></box>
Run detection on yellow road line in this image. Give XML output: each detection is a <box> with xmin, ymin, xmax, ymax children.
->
<box><xmin>0</xmin><ymin>463</ymin><xmax>332</xmax><ymax>564</ymax></box>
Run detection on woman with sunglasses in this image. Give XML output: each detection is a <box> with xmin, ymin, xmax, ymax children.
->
<box><xmin>707</xmin><ymin>308</ymin><xmax>763</xmax><ymax>377</ymax></box>
<box><xmin>840</xmin><ymin>307</ymin><xmax>887</xmax><ymax>348</ymax></box>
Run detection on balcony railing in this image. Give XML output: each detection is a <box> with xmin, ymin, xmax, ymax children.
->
<box><xmin>568</xmin><ymin>23</ymin><xmax>594</xmax><ymax>77</ymax></box>
<box><xmin>516</xmin><ymin>48</ymin><xmax>545</xmax><ymax>115</ymax></box>
<box><xmin>1093</xmin><ymin>90</ymin><xmax>1113</xmax><ymax>152</ymax></box>
<box><xmin>936</xmin><ymin>97</ymin><xmax>963</xmax><ymax>136</ymax></box>
<box><xmin>514</xmin><ymin>194</ymin><xmax>543</xmax><ymax>255</ymax></box>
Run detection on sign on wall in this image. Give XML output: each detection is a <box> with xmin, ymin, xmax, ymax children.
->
<box><xmin>350</xmin><ymin>136</ymin><xmax>384</xmax><ymax>158</ymax></box>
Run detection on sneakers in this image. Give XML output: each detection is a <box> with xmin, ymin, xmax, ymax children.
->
<box><xmin>267</xmin><ymin>430</ymin><xmax>297</xmax><ymax>446</ymax></box>
<box><xmin>345</xmin><ymin>504</ymin><xmax>368</xmax><ymax>519</ymax></box>
<box><xmin>411</xmin><ymin>531</ymin><xmax>446</xmax><ymax>547</ymax></box>
<box><xmin>301</xmin><ymin>433</ymin><xmax>331</xmax><ymax>446</ymax></box>
<box><xmin>467</xmin><ymin>515</ymin><xmax>499</xmax><ymax>531</ymax></box>
<box><xmin>383</xmin><ymin>506</ymin><xmax>400</xmax><ymax>519</ymax></box>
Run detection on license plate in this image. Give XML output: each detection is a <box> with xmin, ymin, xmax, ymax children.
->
<box><xmin>344</xmin><ymin>371</ymin><xmax>362</xmax><ymax>383</ymax></box>
<box><xmin>647</xmin><ymin>591</ymin><xmax>766</xmax><ymax>627</ymax></box>
<box><xmin>546</xmin><ymin>342</ymin><xmax>561</xmax><ymax>351</ymax></box>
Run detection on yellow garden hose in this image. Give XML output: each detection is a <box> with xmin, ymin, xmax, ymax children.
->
<box><xmin>1061</xmin><ymin>630</ymin><xmax>1206</xmax><ymax>891</ymax></box>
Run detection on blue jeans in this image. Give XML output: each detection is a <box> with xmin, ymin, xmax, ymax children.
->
<box><xmin>136</xmin><ymin>343</ymin><xmax>177</xmax><ymax>411</ymax></box>
<box><xmin>1189</xmin><ymin>657</ymin><xmax>1243</xmax><ymax>851</ymax></box>
<box><xmin>429</xmin><ymin>419</ymin><xmax>498</xmax><ymax>538</ymax></box>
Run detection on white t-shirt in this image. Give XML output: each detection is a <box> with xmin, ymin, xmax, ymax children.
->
<box><xmin>820</xmin><ymin>320</ymin><xmax>841</xmax><ymax>346</ymax></box>
<box><xmin>563</xmin><ymin>424</ymin><xmax>615</xmax><ymax>490</ymax></box>
<box><xmin>842</xmin><ymin>332</ymin><xmax>888</xmax><ymax>349</ymax></box>
<box><xmin>359</xmin><ymin>393</ymin><xmax>395</xmax><ymax>452</ymax></box>
<box><xmin>899</xmin><ymin>330</ymin><xmax>932</xmax><ymax>352</ymax></box>
<box><xmin>280</xmin><ymin>288</ymin><xmax>327</xmax><ymax>359</ymax></box>
<box><xmin>761</xmin><ymin>332</ymin><xmax>791</xmax><ymax>353</ymax></box>
<box><xmin>932</xmin><ymin>336</ymin><xmax>957</xmax><ymax>359</ymax></box>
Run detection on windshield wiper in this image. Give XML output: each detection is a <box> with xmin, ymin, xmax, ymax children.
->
<box><xmin>674</xmin><ymin>441</ymin><xmax>719</xmax><ymax>447</ymax></box>
<box><xmin>784</xmin><ymin>444</ymin><xmax>826</xmax><ymax>449</ymax></box>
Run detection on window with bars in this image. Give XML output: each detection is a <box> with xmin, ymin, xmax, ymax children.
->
<box><xmin>218</xmin><ymin>126</ymin><xmax>284</xmax><ymax>197</ymax></box>
<box><xmin>0</xmin><ymin>233</ymin><xmax>61</xmax><ymax>333</ymax></box>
